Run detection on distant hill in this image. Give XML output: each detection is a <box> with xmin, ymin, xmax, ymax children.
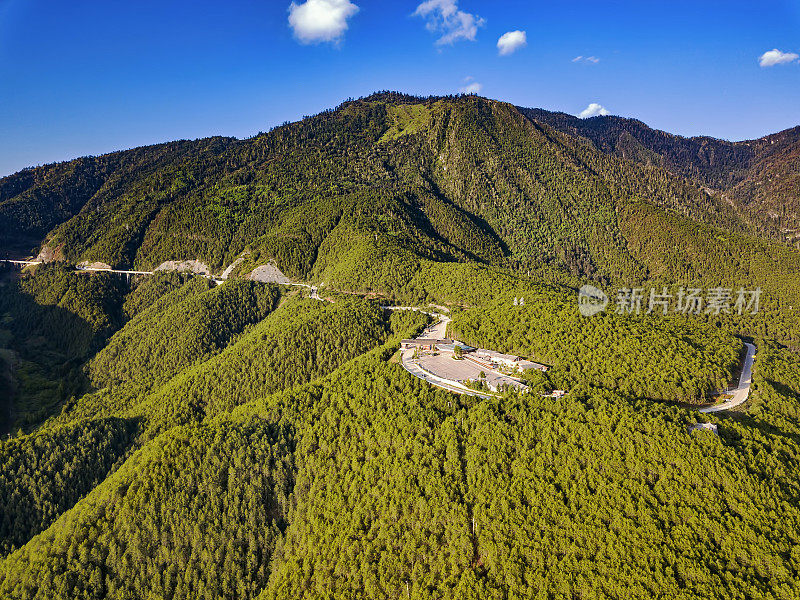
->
<box><xmin>521</xmin><ymin>107</ymin><xmax>800</xmax><ymax>246</ymax></box>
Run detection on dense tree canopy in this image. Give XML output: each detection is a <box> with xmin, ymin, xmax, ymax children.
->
<box><xmin>1</xmin><ymin>93</ymin><xmax>799</xmax><ymax>600</ymax></box>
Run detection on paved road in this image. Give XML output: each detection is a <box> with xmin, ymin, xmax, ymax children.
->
<box><xmin>7</xmin><ymin>263</ymin><xmax>755</xmax><ymax>407</ymax></box>
<box><xmin>390</xmin><ymin>309</ymin><xmax>493</xmax><ymax>399</ymax></box>
<box><xmin>699</xmin><ymin>342</ymin><xmax>756</xmax><ymax>413</ymax></box>
<box><xmin>421</xmin><ymin>315</ymin><xmax>450</xmax><ymax>339</ymax></box>
<box><xmin>400</xmin><ymin>347</ymin><xmax>492</xmax><ymax>399</ymax></box>
<box><xmin>0</xmin><ymin>259</ymin><xmax>323</xmax><ymax>298</ymax></box>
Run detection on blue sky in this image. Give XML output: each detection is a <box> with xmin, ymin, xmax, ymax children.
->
<box><xmin>0</xmin><ymin>0</ymin><xmax>798</xmax><ymax>176</ymax></box>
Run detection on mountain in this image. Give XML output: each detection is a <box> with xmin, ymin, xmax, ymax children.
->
<box><xmin>2</xmin><ymin>93</ymin><xmax>800</xmax><ymax>599</ymax></box>
<box><xmin>521</xmin><ymin>107</ymin><xmax>800</xmax><ymax>246</ymax></box>
<box><xmin>3</xmin><ymin>93</ymin><xmax>798</xmax><ymax>278</ymax></box>
<box><xmin>3</xmin><ymin>92</ymin><xmax>799</xmax><ymax>338</ymax></box>
<box><xmin>0</xmin><ymin>93</ymin><xmax>759</xmax><ymax>277</ymax></box>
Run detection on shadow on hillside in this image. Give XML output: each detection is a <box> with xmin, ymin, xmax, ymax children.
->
<box><xmin>0</xmin><ymin>274</ymin><xmax>112</xmax><ymax>431</ymax></box>
<box><xmin>0</xmin><ymin>236</ymin><xmax>42</xmax><ymax>261</ymax></box>
<box><xmin>768</xmin><ymin>379</ymin><xmax>800</xmax><ymax>403</ymax></box>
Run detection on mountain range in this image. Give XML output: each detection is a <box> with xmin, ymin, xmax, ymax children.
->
<box><xmin>1</xmin><ymin>92</ymin><xmax>798</xmax><ymax>285</ymax></box>
<box><xmin>1</xmin><ymin>93</ymin><xmax>800</xmax><ymax>599</ymax></box>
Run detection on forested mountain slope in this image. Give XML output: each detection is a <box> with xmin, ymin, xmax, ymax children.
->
<box><xmin>87</xmin><ymin>277</ymin><xmax>280</xmax><ymax>389</ymax></box>
<box><xmin>522</xmin><ymin>107</ymin><xmax>800</xmax><ymax>246</ymax></box>
<box><xmin>0</xmin><ymin>264</ymin><xmax>126</xmax><ymax>426</ymax></box>
<box><xmin>0</xmin><ymin>418</ymin><xmax>293</xmax><ymax>600</ymax></box>
<box><xmin>6</xmin><ymin>338</ymin><xmax>799</xmax><ymax>600</ymax></box>
<box><xmin>2</xmin><ymin>94</ymin><xmax>798</xmax><ymax>316</ymax></box>
<box><xmin>0</xmin><ymin>139</ymin><xmax>236</xmax><ymax>251</ymax></box>
<box><xmin>1</xmin><ymin>93</ymin><xmax>800</xmax><ymax>599</ymax></box>
<box><xmin>0</xmin><ymin>93</ymin><xmax>761</xmax><ymax>280</ymax></box>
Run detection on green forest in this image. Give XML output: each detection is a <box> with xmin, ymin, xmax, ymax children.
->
<box><xmin>1</xmin><ymin>92</ymin><xmax>800</xmax><ymax>599</ymax></box>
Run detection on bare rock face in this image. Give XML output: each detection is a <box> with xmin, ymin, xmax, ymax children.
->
<box><xmin>247</xmin><ymin>262</ymin><xmax>293</xmax><ymax>284</ymax></box>
<box><xmin>35</xmin><ymin>245</ymin><xmax>64</xmax><ymax>262</ymax></box>
<box><xmin>154</xmin><ymin>259</ymin><xmax>211</xmax><ymax>275</ymax></box>
<box><xmin>77</xmin><ymin>261</ymin><xmax>112</xmax><ymax>270</ymax></box>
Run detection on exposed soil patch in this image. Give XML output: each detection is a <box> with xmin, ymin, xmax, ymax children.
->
<box><xmin>154</xmin><ymin>259</ymin><xmax>211</xmax><ymax>275</ymax></box>
<box><xmin>247</xmin><ymin>262</ymin><xmax>293</xmax><ymax>284</ymax></box>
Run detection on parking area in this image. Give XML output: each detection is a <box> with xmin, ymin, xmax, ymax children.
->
<box><xmin>417</xmin><ymin>354</ymin><xmax>527</xmax><ymax>392</ymax></box>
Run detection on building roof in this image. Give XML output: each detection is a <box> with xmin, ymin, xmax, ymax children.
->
<box><xmin>437</xmin><ymin>342</ymin><xmax>476</xmax><ymax>352</ymax></box>
<box><xmin>474</xmin><ymin>349</ymin><xmax>520</xmax><ymax>362</ymax></box>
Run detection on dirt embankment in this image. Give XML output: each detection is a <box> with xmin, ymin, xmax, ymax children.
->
<box><xmin>78</xmin><ymin>261</ymin><xmax>113</xmax><ymax>270</ymax></box>
<box><xmin>154</xmin><ymin>260</ymin><xmax>212</xmax><ymax>275</ymax></box>
<box><xmin>247</xmin><ymin>262</ymin><xmax>293</xmax><ymax>284</ymax></box>
<box><xmin>35</xmin><ymin>245</ymin><xmax>65</xmax><ymax>262</ymax></box>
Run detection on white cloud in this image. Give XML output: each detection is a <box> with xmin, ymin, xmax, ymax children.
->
<box><xmin>413</xmin><ymin>0</ymin><xmax>485</xmax><ymax>46</ymax></box>
<box><xmin>758</xmin><ymin>48</ymin><xmax>799</xmax><ymax>67</ymax></box>
<box><xmin>573</xmin><ymin>55</ymin><xmax>600</xmax><ymax>64</ymax></box>
<box><xmin>460</xmin><ymin>81</ymin><xmax>482</xmax><ymax>94</ymax></box>
<box><xmin>497</xmin><ymin>30</ymin><xmax>527</xmax><ymax>56</ymax></box>
<box><xmin>578</xmin><ymin>103</ymin><xmax>610</xmax><ymax>119</ymax></box>
<box><xmin>288</xmin><ymin>0</ymin><xmax>359</xmax><ymax>45</ymax></box>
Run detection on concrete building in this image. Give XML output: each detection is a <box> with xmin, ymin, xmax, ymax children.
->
<box><xmin>516</xmin><ymin>359</ymin><xmax>549</xmax><ymax>372</ymax></box>
<box><xmin>469</xmin><ymin>349</ymin><xmax>548</xmax><ymax>372</ymax></box>
<box><xmin>436</xmin><ymin>341</ymin><xmax>475</xmax><ymax>353</ymax></box>
<box><xmin>401</xmin><ymin>338</ymin><xmax>452</xmax><ymax>351</ymax></box>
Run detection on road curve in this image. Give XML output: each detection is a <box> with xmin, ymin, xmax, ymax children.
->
<box><xmin>699</xmin><ymin>342</ymin><xmax>756</xmax><ymax>413</ymax></box>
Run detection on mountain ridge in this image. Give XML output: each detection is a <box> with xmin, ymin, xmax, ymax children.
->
<box><xmin>1</xmin><ymin>93</ymin><xmax>798</xmax><ymax>320</ymax></box>
<box><xmin>3</xmin><ymin>92</ymin><xmax>800</xmax><ymax>599</ymax></box>
<box><xmin>521</xmin><ymin>106</ymin><xmax>800</xmax><ymax>245</ymax></box>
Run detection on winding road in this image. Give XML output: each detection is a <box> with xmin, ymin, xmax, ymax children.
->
<box><xmin>699</xmin><ymin>342</ymin><xmax>756</xmax><ymax>413</ymax></box>
<box><xmin>5</xmin><ymin>263</ymin><xmax>758</xmax><ymax>410</ymax></box>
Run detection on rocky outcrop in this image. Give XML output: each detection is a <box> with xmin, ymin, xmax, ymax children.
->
<box><xmin>77</xmin><ymin>261</ymin><xmax>112</xmax><ymax>270</ymax></box>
